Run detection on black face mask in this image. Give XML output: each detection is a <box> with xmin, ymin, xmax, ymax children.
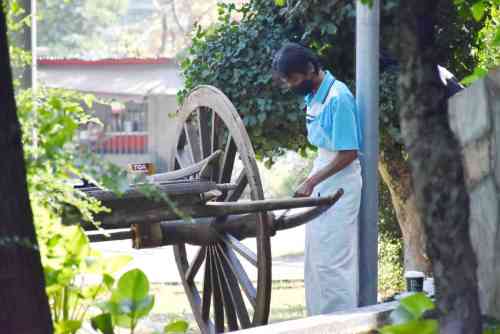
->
<box><xmin>292</xmin><ymin>79</ymin><xmax>314</xmax><ymax>96</ymax></box>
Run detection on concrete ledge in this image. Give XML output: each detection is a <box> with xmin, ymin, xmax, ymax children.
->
<box><xmin>233</xmin><ymin>302</ymin><xmax>398</xmax><ymax>334</ymax></box>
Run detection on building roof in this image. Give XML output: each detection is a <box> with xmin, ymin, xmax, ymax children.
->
<box><xmin>37</xmin><ymin>57</ymin><xmax>183</xmax><ymax>100</ymax></box>
<box><xmin>37</xmin><ymin>58</ymin><xmax>175</xmax><ymax>66</ymax></box>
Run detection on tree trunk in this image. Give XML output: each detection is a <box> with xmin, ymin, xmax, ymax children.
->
<box><xmin>379</xmin><ymin>158</ymin><xmax>430</xmax><ymax>273</ymax></box>
<box><xmin>158</xmin><ymin>11</ymin><xmax>168</xmax><ymax>56</ymax></box>
<box><xmin>0</xmin><ymin>6</ymin><xmax>53</xmax><ymax>334</ymax></box>
<box><xmin>399</xmin><ymin>1</ymin><xmax>482</xmax><ymax>333</ymax></box>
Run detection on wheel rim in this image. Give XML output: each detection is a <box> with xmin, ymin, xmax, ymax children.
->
<box><xmin>168</xmin><ymin>86</ymin><xmax>272</xmax><ymax>333</ymax></box>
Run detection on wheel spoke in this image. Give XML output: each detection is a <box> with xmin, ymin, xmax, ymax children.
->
<box><xmin>210</xmin><ymin>113</ymin><xmax>222</xmax><ymax>181</ymax></box>
<box><xmin>216</xmin><ymin>244</ymin><xmax>251</xmax><ymax>328</ymax></box>
<box><xmin>219</xmin><ymin>136</ymin><xmax>237</xmax><ymax>184</ymax></box>
<box><xmin>219</xmin><ymin>233</ymin><xmax>257</xmax><ymax>267</ymax></box>
<box><xmin>225</xmin><ymin>171</ymin><xmax>248</xmax><ymax>202</ymax></box>
<box><xmin>201</xmin><ymin>249</ymin><xmax>213</xmax><ymax>322</ymax></box>
<box><xmin>213</xmin><ymin>247</ymin><xmax>239</xmax><ymax>331</ymax></box>
<box><xmin>209</xmin><ymin>246</ymin><xmax>225</xmax><ymax>332</ymax></box>
<box><xmin>185</xmin><ymin>246</ymin><xmax>207</xmax><ymax>283</ymax></box>
<box><xmin>210</xmin><ymin>112</ymin><xmax>218</xmax><ymax>153</ymax></box>
<box><xmin>198</xmin><ymin>108</ymin><xmax>211</xmax><ymax>159</ymax></box>
<box><xmin>176</xmin><ymin>147</ymin><xmax>192</xmax><ymax>170</ymax></box>
<box><xmin>218</xmin><ymin>241</ymin><xmax>257</xmax><ymax>309</ymax></box>
<box><xmin>184</xmin><ymin>121</ymin><xmax>202</xmax><ymax>163</ymax></box>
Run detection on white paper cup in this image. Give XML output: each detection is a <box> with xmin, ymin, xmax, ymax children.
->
<box><xmin>405</xmin><ymin>271</ymin><xmax>425</xmax><ymax>292</ymax></box>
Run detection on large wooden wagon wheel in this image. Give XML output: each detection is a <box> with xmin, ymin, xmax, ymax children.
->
<box><xmin>168</xmin><ymin>86</ymin><xmax>272</xmax><ymax>333</ymax></box>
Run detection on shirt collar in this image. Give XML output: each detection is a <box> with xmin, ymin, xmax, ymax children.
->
<box><xmin>305</xmin><ymin>70</ymin><xmax>336</xmax><ymax>106</ymax></box>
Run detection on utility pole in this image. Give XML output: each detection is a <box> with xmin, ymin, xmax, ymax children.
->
<box><xmin>356</xmin><ymin>0</ymin><xmax>380</xmax><ymax>306</ymax></box>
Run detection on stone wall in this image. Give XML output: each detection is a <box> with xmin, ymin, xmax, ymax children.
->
<box><xmin>448</xmin><ymin>68</ymin><xmax>500</xmax><ymax>317</ymax></box>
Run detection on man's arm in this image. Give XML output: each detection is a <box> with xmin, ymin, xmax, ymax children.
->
<box><xmin>294</xmin><ymin>150</ymin><xmax>358</xmax><ymax>197</ymax></box>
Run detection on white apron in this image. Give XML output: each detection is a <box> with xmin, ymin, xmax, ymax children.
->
<box><xmin>304</xmin><ymin>85</ymin><xmax>362</xmax><ymax>316</ymax></box>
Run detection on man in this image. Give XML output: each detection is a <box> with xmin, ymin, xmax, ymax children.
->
<box><xmin>272</xmin><ymin>43</ymin><xmax>363</xmax><ymax>315</ymax></box>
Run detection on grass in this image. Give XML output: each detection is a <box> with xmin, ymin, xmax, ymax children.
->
<box><xmin>136</xmin><ymin>279</ymin><xmax>307</xmax><ymax>333</ymax></box>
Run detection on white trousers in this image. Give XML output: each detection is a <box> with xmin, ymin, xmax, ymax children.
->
<box><xmin>304</xmin><ymin>150</ymin><xmax>362</xmax><ymax>316</ymax></box>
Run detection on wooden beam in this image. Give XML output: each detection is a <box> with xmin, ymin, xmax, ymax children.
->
<box><xmin>86</xmin><ymin>191</ymin><xmax>343</xmax><ymax>229</ymax></box>
<box><xmin>149</xmin><ymin>150</ymin><xmax>222</xmax><ymax>183</ymax></box>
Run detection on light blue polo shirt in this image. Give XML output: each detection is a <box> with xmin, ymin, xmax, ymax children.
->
<box><xmin>304</xmin><ymin>71</ymin><xmax>362</xmax><ymax>152</ymax></box>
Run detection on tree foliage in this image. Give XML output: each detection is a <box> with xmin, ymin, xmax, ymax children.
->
<box><xmin>179</xmin><ymin>1</ymin><xmax>306</xmax><ymax>164</ymax></box>
<box><xmin>5</xmin><ymin>2</ymin><xmax>190</xmax><ymax>332</ymax></box>
<box><xmin>462</xmin><ymin>1</ymin><xmax>500</xmax><ymax>84</ymax></box>
<box><xmin>37</xmin><ymin>0</ymin><xmax>128</xmax><ymax>58</ymax></box>
<box><xmin>179</xmin><ymin>0</ymin><xmax>487</xmax><ymax>164</ymax></box>
<box><xmin>36</xmin><ymin>0</ymin><xmax>248</xmax><ymax>58</ymax></box>
<box><xmin>179</xmin><ymin>0</ymin><xmax>494</xmax><ymax>280</ymax></box>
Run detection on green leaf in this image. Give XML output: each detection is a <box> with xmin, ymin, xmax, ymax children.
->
<box><xmin>461</xmin><ymin>66</ymin><xmax>488</xmax><ymax>85</ymax></box>
<box><xmin>379</xmin><ymin>319</ymin><xmax>438</xmax><ymax>334</ymax></box>
<box><xmin>103</xmin><ymin>255</ymin><xmax>133</xmax><ymax>273</ymax></box>
<box><xmin>360</xmin><ymin>0</ymin><xmax>373</xmax><ymax>7</ymax></box>
<box><xmin>115</xmin><ymin>269</ymin><xmax>149</xmax><ymax>300</ymax></box>
<box><xmin>112</xmin><ymin>313</ymin><xmax>136</xmax><ymax>329</ymax></box>
<box><xmin>399</xmin><ymin>293</ymin><xmax>435</xmax><ymax>319</ymax></box>
<box><xmin>471</xmin><ymin>1</ymin><xmax>486</xmax><ymax>21</ymax></box>
<box><xmin>164</xmin><ymin>320</ymin><xmax>189</xmax><ymax>333</ymax></box>
<box><xmin>83</xmin><ymin>94</ymin><xmax>95</xmax><ymax>108</ymax></box>
<box><xmin>102</xmin><ymin>295</ymin><xmax>154</xmax><ymax>329</ymax></box>
<box><xmin>274</xmin><ymin>0</ymin><xmax>286</xmax><ymax>7</ymax></box>
<box><xmin>133</xmin><ymin>295</ymin><xmax>155</xmax><ymax>318</ymax></box>
<box><xmin>111</xmin><ymin>269</ymin><xmax>153</xmax><ymax>312</ymax></box>
<box><xmin>54</xmin><ymin>320</ymin><xmax>82</xmax><ymax>334</ymax></box>
<box><xmin>389</xmin><ymin>305</ymin><xmax>415</xmax><ymax>324</ymax></box>
<box><xmin>81</xmin><ymin>283</ymin><xmax>104</xmax><ymax>299</ymax></box>
<box><xmin>91</xmin><ymin>313</ymin><xmax>115</xmax><ymax>334</ymax></box>
<box><xmin>66</xmin><ymin>226</ymin><xmax>89</xmax><ymax>260</ymax></box>
<box><xmin>103</xmin><ymin>273</ymin><xmax>115</xmax><ymax>290</ymax></box>
<box><xmin>47</xmin><ymin>234</ymin><xmax>63</xmax><ymax>248</ymax></box>
<box><xmin>493</xmin><ymin>27</ymin><xmax>500</xmax><ymax>47</ymax></box>
<box><xmin>112</xmin><ymin>297</ymin><xmax>154</xmax><ymax>328</ymax></box>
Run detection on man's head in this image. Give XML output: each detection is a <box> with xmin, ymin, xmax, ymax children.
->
<box><xmin>272</xmin><ymin>43</ymin><xmax>322</xmax><ymax>96</ymax></box>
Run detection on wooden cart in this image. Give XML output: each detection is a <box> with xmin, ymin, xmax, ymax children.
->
<box><xmin>78</xmin><ymin>86</ymin><xmax>343</xmax><ymax>334</ymax></box>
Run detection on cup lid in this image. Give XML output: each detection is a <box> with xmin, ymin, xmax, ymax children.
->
<box><xmin>405</xmin><ymin>271</ymin><xmax>425</xmax><ymax>278</ymax></box>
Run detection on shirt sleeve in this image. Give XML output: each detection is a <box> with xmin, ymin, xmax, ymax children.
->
<box><xmin>328</xmin><ymin>92</ymin><xmax>361</xmax><ymax>151</ymax></box>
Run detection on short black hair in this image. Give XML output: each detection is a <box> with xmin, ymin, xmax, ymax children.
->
<box><xmin>272</xmin><ymin>43</ymin><xmax>321</xmax><ymax>78</ymax></box>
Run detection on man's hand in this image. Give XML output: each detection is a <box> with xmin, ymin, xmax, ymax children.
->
<box><xmin>294</xmin><ymin>178</ymin><xmax>316</xmax><ymax>197</ymax></box>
